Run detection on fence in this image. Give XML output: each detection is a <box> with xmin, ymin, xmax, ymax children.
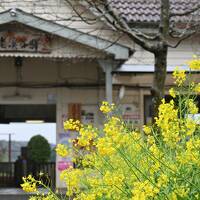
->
<box><xmin>0</xmin><ymin>162</ymin><xmax>15</xmax><ymax>187</ymax></box>
<box><xmin>27</xmin><ymin>162</ymin><xmax>56</xmax><ymax>188</ymax></box>
<box><xmin>0</xmin><ymin>161</ymin><xmax>55</xmax><ymax>188</ymax></box>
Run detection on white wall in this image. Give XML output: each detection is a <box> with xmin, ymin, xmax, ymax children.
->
<box><xmin>127</xmin><ymin>35</ymin><xmax>200</xmax><ymax>66</ymax></box>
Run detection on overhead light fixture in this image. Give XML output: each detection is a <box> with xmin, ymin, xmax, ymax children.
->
<box><xmin>25</xmin><ymin>120</ymin><xmax>45</xmax><ymax>124</ymax></box>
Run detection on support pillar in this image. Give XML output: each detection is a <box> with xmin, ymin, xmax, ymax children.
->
<box><xmin>98</xmin><ymin>60</ymin><xmax>119</xmax><ymax>103</ymax></box>
<box><xmin>56</xmin><ymin>88</ymin><xmax>64</xmax><ymax>188</ymax></box>
<box><xmin>105</xmin><ymin>65</ymin><xmax>112</xmax><ymax>103</ymax></box>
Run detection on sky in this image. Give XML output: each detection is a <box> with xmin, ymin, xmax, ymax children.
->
<box><xmin>0</xmin><ymin>123</ymin><xmax>56</xmax><ymax>144</ymax></box>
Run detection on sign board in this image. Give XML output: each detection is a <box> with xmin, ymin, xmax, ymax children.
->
<box><xmin>0</xmin><ymin>31</ymin><xmax>51</xmax><ymax>53</ymax></box>
<box><xmin>122</xmin><ymin>104</ymin><xmax>140</xmax><ymax>125</ymax></box>
<box><xmin>57</xmin><ymin>131</ymin><xmax>78</xmax><ymax>171</ymax></box>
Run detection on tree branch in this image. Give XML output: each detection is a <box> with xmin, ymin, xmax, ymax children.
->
<box><xmin>168</xmin><ymin>31</ymin><xmax>195</xmax><ymax>48</ymax></box>
<box><xmin>80</xmin><ymin>0</ymin><xmax>159</xmax><ymax>44</ymax></box>
<box><xmin>64</xmin><ymin>0</ymin><xmax>104</xmax><ymax>25</ymax></box>
<box><xmin>102</xmin><ymin>2</ymin><xmax>158</xmax><ymax>52</ymax></box>
<box><xmin>169</xmin><ymin>15</ymin><xmax>193</xmax><ymax>38</ymax></box>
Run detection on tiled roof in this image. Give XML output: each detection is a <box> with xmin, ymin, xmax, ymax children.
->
<box><xmin>108</xmin><ymin>0</ymin><xmax>200</xmax><ymax>24</ymax></box>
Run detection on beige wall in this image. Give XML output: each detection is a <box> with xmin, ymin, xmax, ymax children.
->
<box><xmin>127</xmin><ymin>35</ymin><xmax>200</xmax><ymax>66</ymax></box>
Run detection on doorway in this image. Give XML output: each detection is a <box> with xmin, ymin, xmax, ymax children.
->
<box><xmin>0</xmin><ymin>104</ymin><xmax>56</xmax><ymax>187</ymax></box>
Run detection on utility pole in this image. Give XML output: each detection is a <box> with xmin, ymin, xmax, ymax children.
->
<box><xmin>0</xmin><ymin>133</ymin><xmax>13</xmax><ymax>162</ymax></box>
<box><xmin>8</xmin><ymin>133</ymin><xmax>11</xmax><ymax>162</ymax></box>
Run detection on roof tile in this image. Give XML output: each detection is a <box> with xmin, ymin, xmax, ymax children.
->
<box><xmin>108</xmin><ymin>0</ymin><xmax>200</xmax><ymax>23</ymax></box>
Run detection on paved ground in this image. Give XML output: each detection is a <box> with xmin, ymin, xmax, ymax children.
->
<box><xmin>0</xmin><ymin>188</ymin><xmax>49</xmax><ymax>200</ymax></box>
<box><xmin>0</xmin><ymin>188</ymin><xmax>28</xmax><ymax>195</ymax></box>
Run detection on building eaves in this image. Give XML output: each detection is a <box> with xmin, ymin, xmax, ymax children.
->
<box><xmin>0</xmin><ymin>8</ymin><xmax>131</xmax><ymax>60</ymax></box>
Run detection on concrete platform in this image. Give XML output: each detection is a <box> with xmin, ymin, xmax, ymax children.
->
<box><xmin>0</xmin><ymin>188</ymin><xmax>49</xmax><ymax>200</ymax></box>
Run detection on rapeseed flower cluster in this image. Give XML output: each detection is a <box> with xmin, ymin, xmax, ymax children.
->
<box><xmin>186</xmin><ymin>99</ymin><xmax>199</xmax><ymax>114</ymax></box>
<box><xmin>172</xmin><ymin>66</ymin><xmax>186</xmax><ymax>86</ymax></box>
<box><xmin>76</xmin><ymin>125</ymin><xmax>97</xmax><ymax>149</ymax></box>
<box><xmin>194</xmin><ymin>83</ymin><xmax>200</xmax><ymax>93</ymax></box>
<box><xmin>57</xmin><ymin>92</ymin><xmax>199</xmax><ymax>199</ymax></box>
<box><xmin>100</xmin><ymin>101</ymin><xmax>115</xmax><ymax>113</ymax></box>
<box><xmin>55</xmin><ymin>144</ymin><xmax>68</xmax><ymax>157</ymax></box>
<box><xmin>188</xmin><ymin>58</ymin><xmax>200</xmax><ymax>70</ymax></box>
<box><xmin>21</xmin><ymin>175</ymin><xmax>37</xmax><ymax>192</ymax></box>
<box><xmin>169</xmin><ymin>88</ymin><xmax>176</xmax><ymax>98</ymax></box>
<box><xmin>143</xmin><ymin>125</ymin><xmax>151</xmax><ymax>135</ymax></box>
<box><xmin>23</xmin><ymin>61</ymin><xmax>200</xmax><ymax>199</ymax></box>
<box><xmin>60</xmin><ymin>167</ymin><xmax>83</xmax><ymax>196</ymax></box>
<box><xmin>29</xmin><ymin>193</ymin><xmax>57</xmax><ymax>200</ymax></box>
<box><xmin>63</xmin><ymin>119</ymin><xmax>81</xmax><ymax>131</ymax></box>
<box><xmin>21</xmin><ymin>174</ymin><xmax>59</xmax><ymax>200</ymax></box>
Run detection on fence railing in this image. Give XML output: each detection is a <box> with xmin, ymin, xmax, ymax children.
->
<box><xmin>0</xmin><ymin>162</ymin><xmax>15</xmax><ymax>187</ymax></box>
<box><xmin>0</xmin><ymin>161</ymin><xmax>55</xmax><ymax>188</ymax></box>
<box><xmin>27</xmin><ymin>162</ymin><xmax>56</xmax><ymax>188</ymax></box>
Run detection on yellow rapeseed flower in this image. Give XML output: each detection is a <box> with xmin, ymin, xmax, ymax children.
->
<box><xmin>186</xmin><ymin>99</ymin><xmax>198</xmax><ymax>114</ymax></box>
<box><xmin>143</xmin><ymin>125</ymin><xmax>151</xmax><ymax>135</ymax></box>
<box><xmin>147</xmin><ymin>135</ymin><xmax>155</xmax><ymax>145</ymax></box>
<box><xmin>157</xmin><ymin>174</ymin><xmax>169</xmax><ymax>188</ymax></box>
<box><xmin>172</xmin><ymin>67</ymin><xmax>186</xmax><ymax>86</ymax></box>
<box><xmin>169</xmin><ymin>88</ymin><xmax>176</xmax><ymax>98</ymax></box>
<box><xmin>194</xmin><ymin>83</ymin><xmax>200</xmax><ymax>93</ymax></box>
<box><xmin>96</xmin><ymin>137</ymin><xmax>115</xmax><ymax>156</ymax></box>
<box><xmin>64</xmin><ymin>119</ymin><xmax>81</xmax><ymax>131</ymax></box>
<box><xmin>100</xmin><ymin>101</ymin><xmax>115</xmax><ymax>114</ymax></box>
<box><xmin>175</xmin><ymin>187</ymin><xmax>189</xmax><ymax>198</ymax></box>
<box><xmin>55</xmin><ymin>144</ymin><xmax>68</xmax><ymax>157</ymax></box>
<box><xmin>185</xmin><ymin>118</ymin><xmax>196</xmax><ymax>136</ymax></box>
<box><xmin>74</xmin><ymin>193</ymin><xmax>96</xmax><ymax>200</ymax></box>
<box><xmin>77</xmin><ymin>125</ymin><xmax>97</xmax><ymax>148</ymax></box>
<box><xmin>188</xmin><ymin>59</ymin><xmax>200</xmax><ymax>70</ymax></box>
<box><xmin>21</xmin><ymin>175</ymin><xmax>37</xmax><ymax>193</ymax></box>
<box><xmin>132</xmin><ymin>180</ymin><xmax>159</xmax><ymax>200</ymax></box>
<box><xmin>24</xmin><ymin>65</ymin><xmax>200</xmax><ymax>200</ymax></box>
<box><xmin>60</xmin><ymin>168</ymin><xmax>83</xmax><ymax>196</ymax></box>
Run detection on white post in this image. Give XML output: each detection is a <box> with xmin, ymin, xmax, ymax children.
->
<box><xmin>105</xmin><ymin>64</ymin><xmax>112</xmax><ymax>103</ymax></box>
<box><xmin>56</xmin><ymin>88</ymin><xmax>64</xmax><ymax>188</ymax></box>
<box><xmin>98</xmin><ymin>60</ymin><xmax>116</xmax><ymax>103</ymax></box>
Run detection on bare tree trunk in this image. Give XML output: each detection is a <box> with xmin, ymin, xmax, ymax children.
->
<box><xmin>151</xmin><ymin>45</ymin><xmax>168</xmax><ymax>120</ymax></box>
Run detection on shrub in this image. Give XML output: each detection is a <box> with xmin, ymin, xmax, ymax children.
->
<box><xmin>27</xmin><ymin>135</ymin><xmax>51</xmax><ymax>163</ymax></box>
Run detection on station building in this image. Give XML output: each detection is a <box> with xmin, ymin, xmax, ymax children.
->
<box><xmin>0</xmin><ymin>0</ymin><xmax>199</xmax><ymax>188</ymax></box>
